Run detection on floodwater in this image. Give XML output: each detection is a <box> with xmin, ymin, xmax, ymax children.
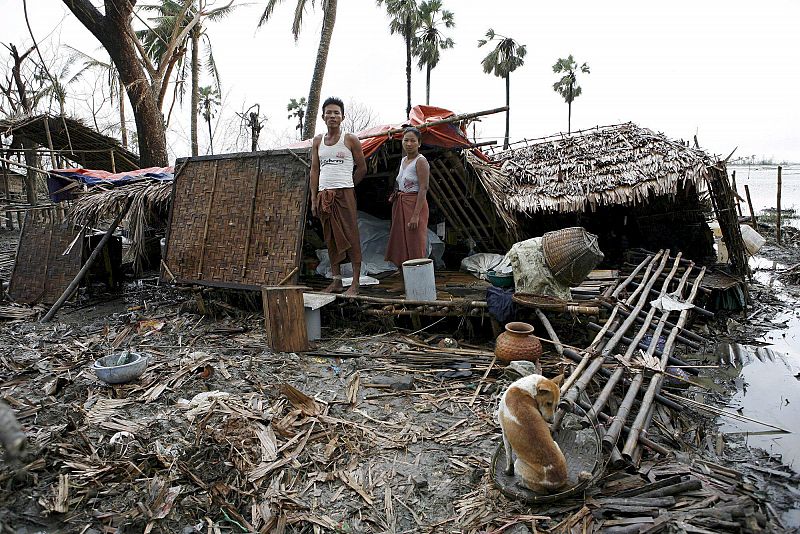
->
<box><xmin>728</xmin><ymin>164</ymin><xmax>800</xmax><ymax>228</ymax></box>
<box><xmin>717</xmin><ymin>258</ymin><xmax>800</xmax><ymax>524</ymax></box>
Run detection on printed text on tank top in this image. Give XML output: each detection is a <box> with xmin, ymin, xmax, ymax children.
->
<box><xmin>397</xmin><ymin>154</ymin><xmax>422</xmax><ymax>193</ymax></box>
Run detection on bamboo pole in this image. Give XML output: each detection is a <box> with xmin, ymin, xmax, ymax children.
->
<box><xmin>627</xmin><ymin>281</ymin><xmax>714</xmax><ymax>319</ymax></box>
<box><xmin>598</xmin><ymin>300</ymin><xmax>707</xmax><ymax>345</ymax></box>
<box><xmin>744</xmin><ymin>184</ymin><xmax>757</xmax><ymax>227</ymax></box>
<box><xmin>551</xmin><ymin>250</ymin><xmax>669</xmax><ymax>431</ymax></box>
<box><xmin>586</xmin><ymin>323</ymin><xmax>700</xmax><ymax>374</ymax></box>
<box><xmin>731</xmin><ymin>170</ymin><xmax>743</xmax><ymax>216</ymax></box>
<box><xmin>591</xmin><ymin>258</ymin><xmax>692</xmax><ymax>439</ymax></box>
<box><xmin>241</xmin><ymin>159</ymin><xmax>262</xmax><ymax>277</ymax></box>
<box><xmin>358</xmin><ymin>106</ymin><xmax>508</xmax><ymax>141</ymax></box>
<box><xmin>776</xmin><ymin>165</ymin><xmax>782</xmax><ymax>245</ymax></box>
<box><xmin>621</xmin><ymin>268</ymin><xmax>707</xmax><ymax>460</ymax></box>
<box><xmin>534</xmin><ymin>309</ymin><xmax>563</xmax><ymax>356</ymax></box>
<box><xmin>41</xmin><ymin>198</ymin><xmax>133</xmax><ymax>323</ymax></box>
<box><xmin>337</xmin><ymin>293</ymin><xmax>487</xmax><ymax>308</ymax></box>
<box><xmin>196</xmin><ymin>161</ymin><xmax>218</xmax><ymax>278</ymax></box>
<box><xmin>559</xmin><ymin>348</ymin><xmax>683</xmax><ymax>412</ymax></box>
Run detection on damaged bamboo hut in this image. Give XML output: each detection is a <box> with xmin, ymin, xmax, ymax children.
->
<box><xmin>0</xmin><ymin>114</ymin><xmax>140</xmax><ymax>172</ymax></box>
<box><xmin>476</xmin><ymin>122</ymin><xmax>747</xmax><ymax>273</ymax></box>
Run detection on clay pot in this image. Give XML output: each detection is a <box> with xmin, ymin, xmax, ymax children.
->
<box><xmin>494</xmin><ymin>321</ymin><xmax>543</xmax><ymax>363</ymax></box>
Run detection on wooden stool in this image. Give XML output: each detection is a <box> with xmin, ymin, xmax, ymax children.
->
<box><xmin>262</xmin><ymin>286</ymin><xmax>309</xmax><ymax>352</ymax></box>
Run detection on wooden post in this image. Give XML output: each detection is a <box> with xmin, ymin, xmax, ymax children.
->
<box><xmin>731</xmin><ymin>170</ymin><xmax>743</xmax><ymax>216</ymax></box>
<box><xmin>744</xmin><ymin>184</ymin><xmax>757</xmax><ymax>227</ymax></box>
<box><xmin>262</xmin><ymin>286</ymin><xmax>309</xmax><ymax>352</ymax></box>
<box><xmin>1</xmin><ymin>151</ymin><xmax>8</xmax><ymax>201</ymax></box>
<box><xmin>110</xmin><ymin>150</ymin><xmax>116</xmax><ymax>173</ymax></box>
<box><xmin>42</xmin><ymin>117</ymin><xmax>57</xmax><ymax>170</ymax></box>
<box><xmin>776</xmin><ymin>165</ymin><xmax>782</xmax><ymax>245</ymax></box>
<box><xmin>40</xmin><ymin>199</ymin><xmax>132</xmax><ymax>323</ymax></box>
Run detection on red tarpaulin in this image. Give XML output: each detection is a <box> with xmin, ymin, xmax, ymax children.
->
<box><xmin>287</xmin><ymin>105</ymin><xmax>475</xmax><ymax>158</ymax></box>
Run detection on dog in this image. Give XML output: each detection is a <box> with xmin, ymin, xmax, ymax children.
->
<box><xmin>498</xmin><ymin>373</ymin><xmax>568</xmax><ymax>493</ymax></box>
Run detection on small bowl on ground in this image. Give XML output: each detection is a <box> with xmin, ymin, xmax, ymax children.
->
<box><xmin>93</xmin><ymin>352</ymin><xmax>148</xmax><ymax>384</ymax></box>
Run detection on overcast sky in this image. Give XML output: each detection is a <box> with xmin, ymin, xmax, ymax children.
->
<box><xmin>2</xmin><ymin>0</ymin><xmax>798</xmax><ymax>163</ymax></box>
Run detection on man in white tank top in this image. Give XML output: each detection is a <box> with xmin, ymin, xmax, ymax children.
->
<box><xmin>310</xmin><ymin>97</ymin><xmax>367</xmax><ymax>295</ymax></box>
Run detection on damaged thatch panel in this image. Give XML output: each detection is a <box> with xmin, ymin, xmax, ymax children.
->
<box><xmin>163</xmin><ymin>151</ymin><xmax>309</xmax><ymax>290</ymax></box>
<box><xmin>480</xmin><ymin>123</ymin><xmax>715</xmax><ymax>214</ymax></box>
<box><xmin>8</xmin><ymin>215</ymin><xmax>84</xmax><ymax>305</ymax></box>
<box><xmin>0</xmin><ymin>114</ymin><xmax>140</xmax><ymax>172</ymax></box>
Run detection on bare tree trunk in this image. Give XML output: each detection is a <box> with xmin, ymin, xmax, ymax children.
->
<box><xmin>191</xmin><ymin>27</ymin><xmax>200</xmax><ymax>156</ymax></box>
<box><xmin>118</xmin><ymin>77</ymin><xmax>128</xmax><ymax>149</ymax></box>
<box><xmin>302</xmin><ymin>0</ymin><xmax>337</xmax><ymax>140</ymax></box>
<box><xmin>22</xmin><ymin>139</ymin><xmax>38</xmax><ymax>205</ymax></box>
<box><xmin>504</xmin><ymin>74</ymin><xmax>510</xmax><ymax>149</ymax></box>
<box><xmin>62</xmin><ymin>0</ymin><xmax>169</xmax><ymax>168</ymax></box>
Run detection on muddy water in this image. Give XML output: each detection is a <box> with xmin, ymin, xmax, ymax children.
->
<box><xmin>728</xmin><ymin>164</ymin><xmax>800</xmax><ymax>228</ymax></box>
<box><xmin>719</xmin><ymin>261</ymin><xmax>800</xmax><ymax>469</ymax></box>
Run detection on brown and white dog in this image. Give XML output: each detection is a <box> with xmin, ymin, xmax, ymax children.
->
<box><xmin>498</xmin><ymin>373</ymin><xmax>568</xmax><ymax>493</ymax></box>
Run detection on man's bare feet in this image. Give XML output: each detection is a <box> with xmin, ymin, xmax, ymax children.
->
<box><xmin>343</xmin><ymin>283</ymin><xmax>359</xmax><ymax>296</ymax></box>
<box><xmin>322</xmin><ymin>279</ymin><xmax>344</xmax><ymax>293</ymax></box>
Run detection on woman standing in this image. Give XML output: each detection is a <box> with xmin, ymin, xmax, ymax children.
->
<box><xmin>385</xmin><ymin>127</ymin><xmax>430</xmax><ymax>267</ymax></box>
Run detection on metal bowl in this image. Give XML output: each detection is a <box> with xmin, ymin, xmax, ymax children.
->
<box><xmin>487</xmin><ymin>270</ymin><xmax>514</xmax><ymax>288</ymax></box>
<box><xmin>93</xmin><ymin>352</ymin><xmax>148</xmax><ymax>384</ymax></box>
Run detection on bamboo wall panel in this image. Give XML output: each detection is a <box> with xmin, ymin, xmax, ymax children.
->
<box><xmin>164</xmin><ymin>153</ymin><xmax>309</xmax><ymax>290</ymax></box>
<box><xmin>9</xmin><ymin>216</ymin><xmax>84</xmax><ymax>304</ymax></box>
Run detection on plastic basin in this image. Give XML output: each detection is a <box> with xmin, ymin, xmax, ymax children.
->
<box><xmin>93</xmin><ymin>352</ymin><xmax>148</xmax><ymax>384</ymax></box>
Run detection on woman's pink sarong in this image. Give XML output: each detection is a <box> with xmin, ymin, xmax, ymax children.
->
<box><xmin>385</xmin><ymin>192</ymin><xmax>429</xmax><ymax>267</ymax></box>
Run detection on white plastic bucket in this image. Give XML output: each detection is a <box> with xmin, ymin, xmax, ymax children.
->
<box><xmin>740</xmin><ymin>224</ymin><xmax>766</xmax><ymax>255</ymax></box>
<box><xmin>305</xmin><ymin>307</ymin><xmax>321</xmax><ymax>341</ymax></box>
<box><xmin>402</xmin><ymin>258</ymin><xmax>436</xmax><ymax>301</ymax></box>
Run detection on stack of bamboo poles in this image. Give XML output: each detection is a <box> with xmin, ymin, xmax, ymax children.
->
<box><xmin>552</xmin><ymin>250</ymin><xmax>710</xmax><ymax>469</ymax></box>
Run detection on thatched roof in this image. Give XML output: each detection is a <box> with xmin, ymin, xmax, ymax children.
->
<box><xmin>478</xmin><ymin>122</ymin><xmax>717</xmax><ymax>214</ymax></box>
<box><xmin>0</xmin><ymin>114</ymin><xmax>140</xmax><ymax>172</ymax></box>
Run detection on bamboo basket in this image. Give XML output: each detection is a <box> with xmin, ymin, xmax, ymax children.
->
<box><xmin>542</xmin><ymin>227</ymin><xmax>604</xmax><ymax>286</ymax></box>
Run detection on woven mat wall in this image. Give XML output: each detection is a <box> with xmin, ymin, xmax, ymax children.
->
<box><xmin>9</xmin><ymin>216</ymin><xmax>84</xmax><ymax>304</ymax></box>
<box><xmin>164</xmin><ymin>153</ymin><xmax>309</xmax><ymax>290</ymax></box>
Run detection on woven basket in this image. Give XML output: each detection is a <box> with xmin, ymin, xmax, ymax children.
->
<box><xmin>542</xmin><ymin>227</ymin><xmax>604</xmax><ymax>286</ymax></box>
<box><xmin>512</xmin><ymin>293</ymin><xmax>568</xmax><ymax>311</ymax></box>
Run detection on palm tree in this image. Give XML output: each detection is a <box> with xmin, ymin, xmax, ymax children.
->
<box><xmin>138</xmin><ymin>1</ymin><xmax>235</xmax><ymax>156</ymax></box>
<box><xmin>413</xmin><ymin>0</ymin><xmax>454</xmax><ymax>106</ymax></box>
<box><xmin>478</xmin><ymin>29</ymin><xmax>526</xmax><ymax>149</ymax></box>
<box><xmin>67</xmin><ymin>47</ymin><xmax>129</xmax><ymax>148</ymax></box>
<box><xmin>287</xmin><ymin>97</ymin><xmax>307</xmax><ymax>138</ymax></box>
<box><xmin>198</xmin><ymin>85</ymin><xmax>220</xmax><ymax>154</ymax></box>
<box><xmin>377</xmin><ymin>0</ymin><xmax>421</xmax><ymax>118</ymax></box>
<box><xmin>259</xmin><ymin>0</ymin><xmax>338</xmax><ymax>140</ymax></box>
<box><xmin>552</xmin><ymin>55</ymin><xmax>590</xmax><ymax>134</ymax></box>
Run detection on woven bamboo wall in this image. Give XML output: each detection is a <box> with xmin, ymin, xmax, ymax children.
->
<box><xmin>164</xmin><ymin>152</ymin><xmax>309</xmax><ymax>290</ymax></box>
<box><xmin>9</xmin><ymin>216</ymin><xmax>84</xmax><ymax>304</ymax></box>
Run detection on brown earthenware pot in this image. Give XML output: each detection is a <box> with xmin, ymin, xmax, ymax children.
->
<box><xmin>494</xmin><ymin>321</ymin><xmax>543</xmax><ymax>363</ymax></box>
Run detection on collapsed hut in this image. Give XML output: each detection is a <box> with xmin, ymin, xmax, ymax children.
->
<box><xmin>473</xmin><ymin>123</ymin><xmax>738</xmax><ymax>267</ymax></box>
<box><xmin>0</xmin><ymin>114</ymin><xmax>140</xmax><ymax>172</ymax></box>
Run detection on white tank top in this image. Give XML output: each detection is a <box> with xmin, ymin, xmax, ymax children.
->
<box><xmin>396</xmin><ymin>154</ymin><xmax>423</xmax><ymax>193</ymax></box>
<box><xmin>318</xmin><ymin>132</ymin><xmax>354</xmax><ymax>190</ymax></box>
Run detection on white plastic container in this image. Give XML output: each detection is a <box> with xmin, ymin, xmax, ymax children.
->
<box><xmin>740</xmin><ymin>224</ymin><xmax>766</xmax><ymax>255</ymax></box>
<box><xmin>402</xmin><ymin>258</ymin><xmax>436</xmax><ymax>301</ymax></box>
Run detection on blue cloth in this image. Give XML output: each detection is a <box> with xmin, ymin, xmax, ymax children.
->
<box><xmin>486</xmin><ymin>286</ymin><xmax>516</xmax><ymax>323</ymax></box>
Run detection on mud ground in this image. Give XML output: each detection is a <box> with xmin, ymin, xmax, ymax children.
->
<box><xmin>0</xmin><ymin>224</ymin><xmax>799</xmax><ymax>533</ymax></box>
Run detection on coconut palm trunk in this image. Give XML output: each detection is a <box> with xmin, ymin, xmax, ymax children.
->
<box><xmin>302</xmin><ymin>0</ymin><xmax>337</xmax><ymax>140</ymax></box>
<box><xmin>425</xmin><ymin>64</ymin><xmax>431</xmax><ymax>105</ymax></box>
<box><xmin>568</xmin><ymin>82</ymin><xmax>573</xmax><ymax>134</ymax></box>
<box><xmin>190</xmin><ymin>26</ymin><xmax>200</xmax><ymax>156</ymax></box>
<box><xmin>504</xmin><ymin>74</ymin><xmax>510</xmax><ymax>149</ymax></box>
<box><xmin>405</xmin><ymin>19</ymin><xmax>412</xmax><ymax>117</ymax></box>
